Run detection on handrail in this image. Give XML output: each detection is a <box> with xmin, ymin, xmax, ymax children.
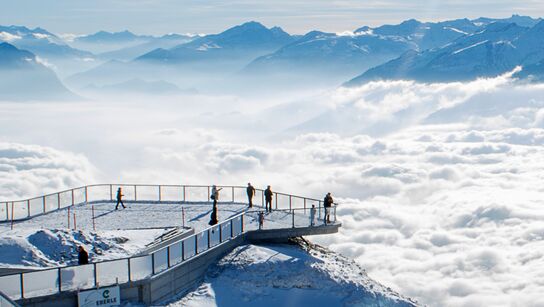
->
<box><xmin>1</xmin><ymin>183</ymin><xmax>338</xmax><ymax>223</ymax></box>
<box><xmin>0</xmin><ymin>184</ymin><xmax>340</xmax><ymax>301</ymax></box>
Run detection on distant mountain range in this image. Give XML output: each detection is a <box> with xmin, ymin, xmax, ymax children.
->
<box><xmin>1</xmin><ymin>15</ymin><xmax>544</xmax><ymax>100</ymax></box>
<box><xmin>346</xmin><ymin>19</ymin><xmax>544</xmax><ymax>85</ymax></box>
<box><xmin>0</xmin><ymin>42</ymin><xmax>76</xmax><ymax>100</ymax></box>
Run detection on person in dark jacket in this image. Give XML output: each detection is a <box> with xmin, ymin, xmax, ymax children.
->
<box><xmin>115</xmin><ymin>187</ymin><xmax>125</xmax><ymax>210</ymax></box>
<box><xmin>78</xmin><ymin>246</ymin><xmax>89</xmax><ymax>265</ymax></box>
<box><xmin>264</xmin><ymin>185</ymin><xmax>273</xmax><ymax>212</ymax></box>
<box><xmin>323</xmin><ymin>192</ymin><xmax>333</xmax><ymax>224</ymax></box>
<box><xmin>246</xmin><ymin>183</ymin><xmax>256</xmax><ymax>208</ymax></box>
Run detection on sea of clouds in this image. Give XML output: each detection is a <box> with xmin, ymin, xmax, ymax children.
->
<box><xmin>1</xmin><ymin>73</ymin><xmax>544</xmax><ymax>306</ymax></box>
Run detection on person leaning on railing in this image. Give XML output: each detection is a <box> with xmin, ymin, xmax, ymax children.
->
<box><xmin>323</xmin><ymin>192</ymin><xmax>333</xmax><ymax>224</ymax></box>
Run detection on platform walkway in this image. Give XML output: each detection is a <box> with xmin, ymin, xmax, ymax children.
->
<box><xmin>0</xmin><ymin>184</ymin><xmax>341</xmax><ymax>306</ymax></box>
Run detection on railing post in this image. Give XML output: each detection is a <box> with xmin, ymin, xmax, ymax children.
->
<box><xmin>334</xmin><ymin>206</ymin><xmax>337</xmax><ymax>222</ymax></box>
<box><xmin>58</xmin><ymin>267</ymin><xmax>62</xmax><ymax>293</ymax></box>
<box><xmin>128</xmin><ymin>258</ymin><xmax>132</xmax><ymax>282</ymax></box>
<box><xmin>93</xmin><ymin>263</ymin><xmax>98</xmax><ymax>287</ymax></box>
<box><xmin>289</xmin><ymin>195</ymin><xmax>292</xmax><ymax>211</ymax></box>
<box><xmin>20</xmin><ymin>273</ymin><xmax>24</xmax><ymax>299</ymax></box>
<box><xmin>292</xmin><ymin>210</ymin><xmax>295</xmax><ymax>228</ymax></box>
<box><xmin>195</xmin><ymin>235</ymin><xmax>198</xmax><ymax>254</ymax></box>
<box><xmin>304</xmin><ymin>198</ymin><xmax>306</xmax><ymax>214</ymax></box>
<box><xmin>230</xmin><ymin>220</ymin><xmax>233</xmax><ymax>238</ymax></box>
<box><xmin>207</xmin><ymin>229</ymin><xmax>211</xmax><ymax>248</ymax></box>
<box><xmin>318</xmin><ymin>200</ymin><xmax>322</xmax><ymax>219</ymax></box>
<box><xmin>43</xmin><ymin>196</ymin><xmax>46</xmax><ymax>213</ymax></box>
<box><xmin>219</xmin><ymin>224</ymin><xmax>223</xmax><ymax>242</ymax></box>
<box><xmin>84</xmin><ymin>186</ymin><xmax>88</xmax><ymax>203</ymax></box>
<box><xmin>181</xmin><ymin>240</ymin><xmax>185</xmax><ymax>261</ymax></box>
<box><xmin>27</xmin><ymin>200</ymin><xmax>30</xmax><ymax>217</ymax></box>
<box><xmin>275</xmin><ymin>193</ymin><xmax>278</xmax><ymax>210</ymax></box>
<box><xmin>241</xmin><ymin>215</ymin><xmax>244</xmax><ymax>233</ymax></box>
<box><xmin>151</xmin><ymin>253</ymin><xmax>155</xmax><ymax>274</ymax></box>
<box><xmin>183</xmin><ymin>186</ymin><xmax>186</xmax><ymax>202</ymax></box>
<box><xmin>167</xmin><ymin>246</ymin><xmax>171</xmax><ymax>268</ymax></box>
<box><xmin>110</xmin><ymin>184</ymin><xmax>113</xmax><ymax>201</ymax></box>
<box><xmin>134</xmin><ymin>185</ymin><xmax>137</xmax><ymax>201</ymax></box>
<box><xmin>57</xmin><ymin>193</ymin><xmax>61</xmax><ymax>210</ymax></box>
<box><xmin>5</xmin><ymin>202</ymin><xmax>8</xmax><ymax>221</ymax></box>
<box><xmin>262</xmin><ymin>192</ymin><xmax>264</xmax><ymax>208</ymax></box>
<box><xmin>231</xmin><ymin>186</ymin><xmax>234</xmax><ymax>203</ymax></box>
<box><xmin>11</xmin><ymin>202</ymin><xmax>14</xmax><ymax>230</ymax></box>
<box><xmin>159</xmin><ymin>185</ymin><xmax>162</xmax><ymax>202</ymax></box>
<box><xmin>207</xmin><ymin>186</ymin><xmax>210</xmax><ymax>201</ymax></box>
<box><xmin>71</xmin><ymin>189</ymin><xmax>74</xmax><ymax>205</ymax></box>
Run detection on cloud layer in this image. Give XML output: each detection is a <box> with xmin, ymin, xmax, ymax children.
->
<box><xmin>2</xmin><ymin>75</ymin><xmax>544</xmax><ymax>306</ymax></box>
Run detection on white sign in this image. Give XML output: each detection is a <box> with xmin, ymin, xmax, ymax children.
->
<box><xmin>78</xmin><ymin>285</ymin><xmax>121</xmax><ymax>307</ymax></box>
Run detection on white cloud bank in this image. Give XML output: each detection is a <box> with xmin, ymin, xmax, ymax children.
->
<box><xmin>2</xmin><ymin>75</ymin><xmax>544</xmax><ymax>306</ymax></box>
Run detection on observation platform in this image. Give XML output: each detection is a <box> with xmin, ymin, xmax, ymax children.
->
<box><xmin>0</xmin><ymin>184</ymin><xmax>341</xmax><ymax>306</ymax></box>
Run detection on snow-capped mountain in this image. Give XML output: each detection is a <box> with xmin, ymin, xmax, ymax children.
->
<box><xmin>137</xmin><ymin>21</ymin><xmax>295</xmax><ymax>65</ymax></box>
<box><xmin>346</xmin><ymin>20</ymin><xmax>544</xmax><ymax>85</ymax></box>
<box><xmin>0</xmin><ymin>42</ymin><xmax>76</xmax><ymax>100</ymax></box>
<box><xmin>97</xmin><ymin>34</ymin><xmax>194</xmax><ymax>61</ymax></box>
<box><xmin>0</xmin><ymin>25</ymin><xmax>94</xmax><ymax>74</ymax></box>
<box><xmin>167</xmin><ymin>241</ymin><xmax>418</xmax><ymax>307</ymax></box>
<box><xmin>241</xmin><ymin>18</ymin><xmax>485</xmax><ymax>88</ymax></box>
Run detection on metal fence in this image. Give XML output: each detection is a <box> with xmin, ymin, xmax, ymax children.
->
<box><xmin>0</xmin><ymin>184</ymin><xmax>338</xmax><ymax>301</ymax></box>
<box><xmin>1</xmin><ymin>184</ymin><xmax>331</xmax><ymax>224</ymax></box>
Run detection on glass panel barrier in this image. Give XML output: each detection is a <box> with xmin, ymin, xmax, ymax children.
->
<box><xmin>22</xmin><ymin>269</ymin><xmax>59</xmax><ymax>298</ymax></box>
<box><xmin>0</xmin><ymin>274</ymin><xmax>21</xmax><ymax>300</ymax></box>
<box><xmin>220</xmin><ymin>221</ymin><xmax>232</xmax><ymax>242</ymax></box>
<box><xmin>60</xmin><ymin>264</ymin><xmax>95</xmax><ymax>291</ymax></box>
<box><xmin>59</xmin><ymin>190</ymin><xmax>73</xmax><ymax>208</ymax></box>
<box><xmin>129</xmin><ymin>255</ymin><xmax>153</xmax><ymax>281</ymax></box>
<box><xmin>291</xmin><ymin>196</ymin><xmax>306</xmax><ymax>211</ymax></box>
<box><xmin>233</xmin><ymin>187</ymin><xmax>247</xmax><ymax>204</ymax></box>
<box><xmin>276</xmin><ymin>193</ymin><xmax>290</xmax><ymax>211</ymax></box>
<box><xmin>1</xmin><ymin>202</ymin><xmax>8</xmax><ymax>221</ymax></box>
<box><xmin>160</xmin><ymin>186</ymin><xmax>183</xmax><ymax>202</ymax></box>
<box><xmin>45</xmin><ymin>194</ymin><xmax>59</xmax><ymax>212</ymax></box>
<box><xmin>86</xmin><ymin>185</ymin><xmax>110</xmax><ymax>202</ymax></box>
<box><xmin>29</xmin><ymin>197</ymin><xmax>44</xmax><ymax>216</ymax></box>
<box><xmin>183</xmin><ymin>236</ymin><xmax>196</xmax><ymax>259</ymax></box>
<box><xmin>169</xmin><ymin>241</ymin><xmax>183</xmax><ymax>266</ymax></box>
<box><xmin>95</xmin><ymin>259</ymin><xmax>129</xmax><ymax>287</ymax></box>
<box><xmin>153</xmin><ymin>248</ymin><xmax>168</xmax><ymax>274</ymax></box>
<box><xmin>232</xmin><ymin>216</ymin><xmax>242</xmax><ymax>236</ymax></box>
<box><xmin>72</xmin><ymin>188</ymin><xmax>86</xmax><ymax>204</ymax></box>
<box><xmin>185</xmin><ymin>186</ymin><xmax>208</xmax><ymax>203</ymax></box>
<box><xmin>136</xmin><ymin>185</ymin><xmax>159</xmax><ymax>202</ymax></box>
<box><xmin>209</xmin><ymin>225</ymin><xmax>221</xmax><ymax>247</ymax></box>
<box><xmin>11</xmin><ymin>201</ymin><xmax>28</xmax><ymax>220</ymax></box>
<box><xmin>112</xmin><ymin>185</ymin><xmax>135</xmax><ymax>202</ymax></box>
<box><xmin>197</xmin><ymin>231</ymin><xmax>208</xmax><ymax>254</ymax></box>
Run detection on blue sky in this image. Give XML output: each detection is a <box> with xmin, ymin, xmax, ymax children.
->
<box><xmin>1</xmin><ymin>0</ymin><xmax>543</xmax><ymax>35</ymax></box>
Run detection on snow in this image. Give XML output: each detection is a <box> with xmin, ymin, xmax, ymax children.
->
<box><xmin>444</xmin><ymin>27</ymin><xmax>468</xmax><ymax>35</ymax></box>
<box><xmin>452</xmin><ymin>40</ymin><xmax>488</xmax><ymax>55</ymax></box>
<box><xmin>164</xmin><ymin>241</ymin><xmax>417</xmax><ymax>307</ymax></box>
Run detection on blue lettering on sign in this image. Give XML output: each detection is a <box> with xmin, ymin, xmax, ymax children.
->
<box><xmin>95</xmin><ymin>297</ymin><xmax>117</xmax><ymax>305</ymax></box>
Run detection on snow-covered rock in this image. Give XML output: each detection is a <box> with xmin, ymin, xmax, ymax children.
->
<box><xmin>166</xmin><ymin>239</ymin><xmax>418</xmax><ymax>307</ymax></box>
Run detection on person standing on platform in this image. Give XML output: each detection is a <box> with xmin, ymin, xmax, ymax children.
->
<box><xmin>209</xmin><ymin>185</ymin><xmax>222</xmax><ymax>225</ymax></box>
<box><xmin>258</xmin><ymin>211</ymin><xmax>265</xmax><ymax>230</ymax></box>
<box><xmin>115</xmin><ymin>187</ymin><xmax>126</xmax><ymax>210</ymax></box>
<box><xmin>246</xmin><ymin>183</ymin><xmax>256</xmax><ymax>208</ymax></box>
<box><xmin>264</xmin><ymin>185</ymin><xmax>273</xmax><ymax>213</ymax></box>
<box><xmin>77</xmin><ymin>246</ymin><xmax>89</xmax><ymax>265</ymax></box>
<box><xmin>323</xmin><ymin>192</ymin><xmax>333</xmax><ymax>224</ymax></box>
<box><xmin>310</xmin><ymin>204</ymin><xmax>316</xmax><ymax>226</ymax></box>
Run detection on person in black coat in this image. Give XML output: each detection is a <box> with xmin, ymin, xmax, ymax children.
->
<box><xmin>323</xmin><ymin>192</ymin><xmax>333</xmax><ymax>224</ymax></box>
<box><xmin>78</xmin><ymin>246</ymin><xmax>89</xmax><ymax>265</ymax></box>
<box><xmin>115</xmin><ymin>187</ymin><xmax>126</xmax><ymax>210</ymax></box>
<box><xmin>264</xmin><ymin>185</ymin><xmax>273</xmax><ymax>212</ymax></box>
<box><xmin>246</xmin><ymin>183</ymin><xmax>256</xmax><ymax>208</ymax></box>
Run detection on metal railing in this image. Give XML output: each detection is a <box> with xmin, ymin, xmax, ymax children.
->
<box><xmin>0</xmin><ymin>290</ymin><xmax>20</xmax><ymax>307</ymax></box>
<box><xmin>0</xmin><ymin>184</ymin><xmax>331</xmax><ymax>225</ymax></box>
<box><xmin>0</xmin><ymin>184</ymin><xmax>339</xmax><ymax>301</ymax></box>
